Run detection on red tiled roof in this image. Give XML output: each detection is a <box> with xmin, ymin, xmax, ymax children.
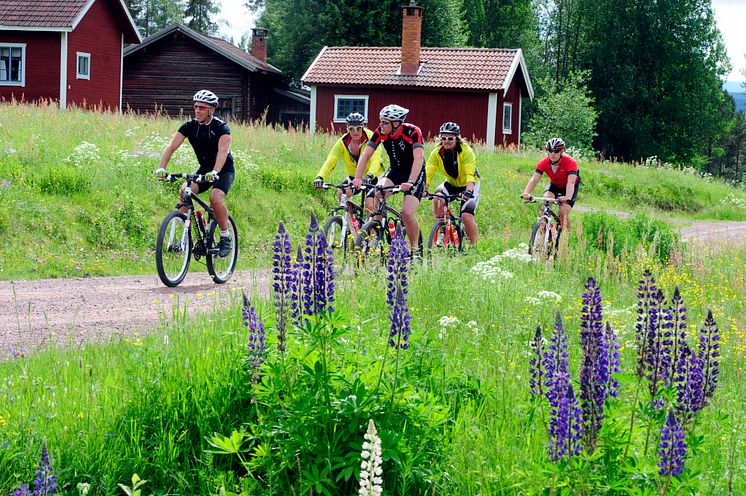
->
<box><xmin>0</xmin><ymin>0</ymin><xmax>90</xmax><ymax>28</ymax></box>
<box><xmin>302</xmin><ymin>46</ymin><xmax>522</xmax><ymax>91</ymax></box>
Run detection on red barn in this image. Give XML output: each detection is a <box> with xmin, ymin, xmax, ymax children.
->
<box><xmin>0</xmin><ymin>0</ymin><xmax>141</xmax><ymax>110</ymax></box>
<box><xmin>301</xmin><ymin>2</ymin><xmax>533</xmax><ymax>150</ymax></box>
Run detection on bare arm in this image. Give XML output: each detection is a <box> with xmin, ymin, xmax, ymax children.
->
<box><xmin>212</xmin><ymin>134</ymin><xmax>232</xmax><ymax>172</ymax></box>
<box><xmin>353</xmin><ymin>146</ymin><xmax>376</xmax><ymax>187</ymax></box>
<box><xmin>522</xmin><ymin>171</ymin><xmax>542</xmax><ymax>199</ymax></box>
<box><xmin>560</xmin><ymin>174</ymin><xmax>577</xmax><ymax>203</ymax></box>
<box><xmin>159</xmin><ymin>132</ymin><xmax>186</xmax><ymax>169</ymax></box>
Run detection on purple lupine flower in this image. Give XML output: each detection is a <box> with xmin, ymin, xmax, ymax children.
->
<box><xmin>579</xmin><ymin>276</ymin><xmax>609</xmax><ymax>453</ymax></box>
<box><xmin>544</xmin><ymin>310</ymin><xmax>569</xmax><ymax>407</ymax></box>
<box><xmin>13</xmin><ymin>483</ymin><xmax>31</xmax><ymax>496</ymax></box>
<box><xmin>272</xmin><ymin>222</ymin><xmax>293</xmax><ymax>352</ymax></box>
<box><xmin>290</xmin><ymin>245</ymin><xmax>303</xmax><ymax>326</ymax></box>
<box><xmin>675</xmin><ymin>342</ymin><xmax>704</xmax><ymax>426</ymax></box>
<box><xmin>635</xmin><ymin>269</ymin><xmax>657</xmax><ymax>378</ymax></box>
<box><xmin>604</xmin><ymin>322</ymin><xmax>621</xmax><ymax>398</ymax></box>
<box><xmin>387</xmin><ymin>229</ymin><xmax>410</xmax><ymax>349</ymax></box>
<box><xmin>658</xmin><ymin>410</ymin><xmax>687</xmax><ymax>477</ymax></box>
<box><xmin>698</xmin><ymin>310</ymin><xmax>720</xmax><ymax>406</ymax></box>
<box><xmin>243</xmin><ymin>295</ymin><xmax>267</xmax><ymax>384</ymax></box>
<box><xmin>668</xmin><ymin>286</ymin><xmax>688</xmax><ymax>371</ymax></box>
<box><xmin>529</xmin><ymin>326</ymin><xmax>546</xmax><ymax>397</ymax></box>
<box><xmin>300</xmin><ymin>215</ymin><xmax>335</xmax><ymax>318</ymax></box>
<box><xmin>33</xmin><ymin>440</ymin><xmax>57</xmax><ymax>495</ymax></box>
<box><xmin>548</xmin><ymin>381</ymin><xmax>583</xmax><ymax>461</ymax></box>
<box><xmin>646</xmin><ymin>289</ymin><xmax>671</xmax><ymax>405</ymax></box>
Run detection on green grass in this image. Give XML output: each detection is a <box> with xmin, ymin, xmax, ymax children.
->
<box><xmin>1</xmin><ymin>102</ymin><xmax>745</xmax><ymax>495</ymax></box>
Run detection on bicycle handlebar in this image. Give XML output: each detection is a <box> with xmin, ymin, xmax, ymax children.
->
<box><xmin>525</xmin><ymin>195</ymin><xmax>560</xmax><ymax>204</ymax></box>
<box><xmin>322</xmin><ymin>182</ymin><xmax>372</xmax><ymax>191</ymax></box>
<box><xmin>425</xmin><ymin>192</ymin><xmax>463</xmax><ymax>202</ymax></box>
<box><xmin>154</xmin><ymin>172</ymin><xmax>218</xmax><ymax>183</ymax></box>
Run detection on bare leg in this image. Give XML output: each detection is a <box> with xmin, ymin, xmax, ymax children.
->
<box><xmin>209</xmin><ymin>188</ymin><xmax>229</xmax><ymax>231</ymax></box>
<box><xmin>462</xmin><ymin>212</ymin><xmax>478</xmax><ymax>245</ymax></box>
<box><xmin>402</xmin><ymin>195</ymin><xmax>420</xmax><ymax>249</ymax></box>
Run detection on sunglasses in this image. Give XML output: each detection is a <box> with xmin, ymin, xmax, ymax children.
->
<box><xmin>379</xmin><ymin>120</ymin><xmax>391</xmax><ymax>126</ymax></box>
<box><xmin>193</xmin><ymin>104</ymin><xmax>211</xmax><ymax>110</ymax></box>
<box><xmin>440</xmin><ymin>136</ymin><xmax>457</xmax><ymax>142</ymax></box>
<box><xmin>547</xmin><ymin>148</ymin><xmax>563</xmax><ymax>153</ymax></box>
<box><xmin>347</xmin><ymin>126</ymin><xmax>363</xmax><ymax>132</ymax></box>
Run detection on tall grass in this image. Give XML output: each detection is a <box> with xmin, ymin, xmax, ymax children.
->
<box><xmin>0</xmin><ymin>102</ymin><xmax>745</xmax><ymax>494</ymax></box>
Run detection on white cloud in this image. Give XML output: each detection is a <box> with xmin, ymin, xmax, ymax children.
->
<box><xmin>215</xmin><ymin>0</ymin><xmax>258</xmax><ymax>43</ymax></box>
<box><xmin>712</xmin><ymin>0</ymin><xmax>746</xmax><ymax>81</ymax></box>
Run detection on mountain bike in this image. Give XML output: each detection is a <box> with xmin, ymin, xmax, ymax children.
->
<box><xmin>425</xmin><ymin>192</ymin><xmax>465</xmax><ymax>254</ymax></box>
<box><xmin>526</xmin><ymin>195</ymin><xmax>561</xmax><ymax>260</ymax></box>
<box><xmin>353</xmin><ymin>184</ymin><xmax>422</xmax><ymax>262</ymax></box>
<box><xmin>321</xmin><ymin>182</ymin><xmax>368</xmax><ymax>259</ymax></box>
<box><xmin>154</xmin><ymin>172</ymin><xmax>238</xmax><ymax>287</ymax></box>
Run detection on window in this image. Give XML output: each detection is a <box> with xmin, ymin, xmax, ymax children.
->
<box><xmin>334</xmin><ymin>95</ymin><xmax>368</xmax><ymax>122</ymax></box>
<box><xmin>216</xmin><ymin>97</ymin><xmax>234</xmax><ymax>121</ymax></box>
<box><xmin>502</xmin><ymin>102</ymin><xmax>513</xmax><ymax>134</ymax></box>
<box><xmin>0</xmin><ymin>44</ymin><xmax>25</xmax><ymax>85</ymax></box>
<box><xmin>76</xmin><ymin>52</ymin><xmax>91</xmax><ymax>80</ymax></box>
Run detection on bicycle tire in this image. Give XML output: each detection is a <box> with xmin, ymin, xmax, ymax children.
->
<box><xmin>354</xmin><ymin>219</ymin><xmax>384</xmax><ymax>260</ymax></box>
<box><xmin>156</xmin><ymin>211</ymin><xmax>192</xmax><ymax>287</ymax></box>
<box><xmin>206</xmin><ymin>215</ymin><xmax>238</xmax><ymax>284</ymax></box>
<box><xmin>427</xmin><ymin>221</ymin><xmax>464</xmax><ymax>254</ymax></box>
<box><xmin>529</xmin><ymin>221</ymin><xmax>553</xmax><ymax>259</ymax></box>
<box><xmin>323</xmin><ymin>215</ymin><xmax>352</xmax><ymax>259</ymax></box>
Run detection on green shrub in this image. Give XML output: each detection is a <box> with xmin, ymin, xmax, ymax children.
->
<box><xmin>35</xmin><ymin>165</ymin><xmax>91</xmax><ymax>195</ymax></box>
<box><xmin>582</xmin><ymin>211</ymin><xmax>679</xmax><ymax>262</ymax></box>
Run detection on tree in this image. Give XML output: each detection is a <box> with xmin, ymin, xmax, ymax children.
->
<box><xmin>185</xmin><ymin>0</ymin><xmax>219</xmax><ymax>35</ymax></box>
<box><xmin>124</xmin><ymin>0</ymin><xmax>184</xmax><ymax>37</ymax></box>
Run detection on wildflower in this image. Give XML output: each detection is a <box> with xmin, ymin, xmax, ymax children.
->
<box><xmin>272</xmin><ymin>222</ymin><xmax>293</xmax><ymax>352</ymax></box>
<box><xmin>658</xmin><ymin>410</ymin><xmax>687</xmax><ymax>477</ymax></box>
<box><xmin>437</xmin><ymin>316</ymin><xmax>458</xmax><ymax>328</ymax></box>
<box><xmin>358</xmin><ymin>419</ymin><xmax>383</xmax><ymax>496</ymax></box>
<box><xmin>635</xmin><ymin>269</ymin><xmax>657</xmax><ymax>378</ymax></box>
<box><xmin>547</xmin><ymin>381</ymin><xmax>583</xmax><ymax>461</ymax></box>
<box><xmin>579</xmin><ymin>277</ymin><xmax>609</xmax><ymax>452</ymax></box>
<box><xmin>290</xmin><ymin>246</ymin><xmax>303</xmax><ymax>326</ymax></box>
<box><xmin>675</xmin><ymin>342</ymin><xmax>704</xmax><ymax>425</ymax></box>
<box><xmin>300</xmin><ymin>215</ymin><xmax>335</xmax><ymax>317</ymax></box>
<box><xmin>243</xmin><ymin>295</ymin><xmax>267</xmax><ymax>384</ymax></box>
<box><xmin>604</xmin><ymin>322</ymin><xmax>621</xmax><ymax>398</ymax></box>
<box><xmin>529</xmin><ymin>326</ymin><xmax>546</xmax><ymax>396</ymax></box>
<box><xmin>544</xmin><ymin>310</ymin><xmax>569</xmax><ymax>405</ymax></box>
<box><xmin>646</xmin><ymin>289</ymin><xmax>671</xmax><ymax>404</ymax></box>
<box><xmin>668</xmin><ymin>286</ymin><xmax>688</xmax><ymax>370</ymax></box>
<box><xmin>34</xmin><ymin>440</ymin><xmax>58</xmax><ymax>495</ymax></box>
<box><xmin>537</xmin><ymin>290</ymin><xmax>562</xmax><ymax>303</ymax></box>
<box><xmin>13</xmin><ymin>483</ymin><xmax>31</xmax><ymax>496</ymax></box>
<box><xmin>698</xmin><ymin>310</ymin><xmax>720</xmax><ymax>406</ymax></box>
<box><xmin>387</xmin><ymin>231</ymin><xmax>410</xmax><ymax>349</ymax></box>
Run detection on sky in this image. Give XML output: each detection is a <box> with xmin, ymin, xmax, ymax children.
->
<box><xmin>214</xmin><ymin>0</ymin><xmax>746</xmax><ymax>82</ymax></box>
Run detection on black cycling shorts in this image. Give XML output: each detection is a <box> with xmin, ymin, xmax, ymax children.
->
<box><xmin>546</xmin><ymin>175</ymin><xmax>580</xmax><ymax>207</ymax></box>
<box><xmin>382</xmin><ymin>166</ymin><xmax>426</xmax><ymax>200</ymax></box>
<box><xmin>193</xmin><ymin>172</ymin><xmax>235</xmax><ymax>195</ymax></box>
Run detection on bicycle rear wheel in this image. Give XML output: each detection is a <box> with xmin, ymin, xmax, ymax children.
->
<box><xmin>529</xmin><ymin>221</ymin><xmax>553</xmax><ymax>260</ymax></box>
<box><xmin>206</xmin><ymin>215</ymin><xmax>238</xmax><ymax>284</ymax></box>
<box><xmin>427</xmin><ymin>221</ymin><xmax>463</xmax><ymax>255</ymax></box>
<box><xmin>323</xmin><ymin>215</ymin><xmax>352</xmax><ymax>259</ymax></box>
<box><xmin>156</xmin><ymin>211</ymin><xmax>192</xmax><ymax>287</ymax></box>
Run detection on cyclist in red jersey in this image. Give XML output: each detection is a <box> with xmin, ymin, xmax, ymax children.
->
<box><xmin>521</xmin><ymin>137</ymin><xmax>580</xmax><ymax>234</ymax></box>
<box><xmin>352</xmin><ymin>104</ymin><xmax>425</xmax><ymax>250</ymax></box>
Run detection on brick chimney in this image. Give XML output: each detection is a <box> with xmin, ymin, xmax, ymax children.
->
<box><xmin>400</xmin><ymin>1</ymin><xmax>423</xmax><ymax>76</ymax></box>
<box><xmin>251</xmin><ymin>28</ymin><xmax>268</xmax><ymax>62</ymax></box>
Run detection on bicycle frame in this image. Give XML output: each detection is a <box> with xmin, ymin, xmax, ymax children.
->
<box><xmin>323</xmin><ymin>182</ymin><xmax>367</xmax><ymax>238</ymax></box>
<box><xmin>426</xmin><ymin>193</ymin><xmax>464</xmax><ymax>250</ymax></box>
<box><xmin>367</xmin><ymin>184</ymin><xmax>405</xmax><ymax>238</ymax></box>
<box><xmin>527</xmin><ymin>196</ymin><xmax>562</xmax><ymax>257</ymax></box>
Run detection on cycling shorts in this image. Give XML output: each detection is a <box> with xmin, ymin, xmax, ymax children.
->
<box><xmin>546</xmin><ymin>175</ymin><xmax>580</xmax><ymax>207</ymax></box>
<box><xmin>193</xmin><ymin>172</ymin><xmax>235</xmax><ymax>195</ymax></box>
<box><xmin>436</xmin><ymin>181</ymin><xmax>481</xmax><ymax>216</ymax></box>
<box><xmin>382</xmin><ymin>166</ymin><xmax>426</xmax><ymax>200</ymax></box>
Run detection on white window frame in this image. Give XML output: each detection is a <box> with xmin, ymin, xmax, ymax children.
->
<box><xmin>502</xmin><ymin>102</ymin><xmax>513</xmax><ymax>134</ymax></box>
<box><xmin>76</xmin><ymin>52</ymin><xmax>91</xmax><ymax>80</ymax></box>
<box><xmin>333</xmin><ymin>95</ymin><xmax>368</xmax><ymax>123</ymax></box>
<box><xmin>0</xmin><ymin>43</ymin><xmax>26</xmax><ymax>86</ymax></box>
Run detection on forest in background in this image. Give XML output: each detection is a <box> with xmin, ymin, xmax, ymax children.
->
<box><xmin>123</xmin><ymin>0</ymin><xmax>746</xmax><ymax>184</ymax></box>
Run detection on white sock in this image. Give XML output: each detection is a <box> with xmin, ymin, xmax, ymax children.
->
<box><xmin>220</xmin><ymin>229</ymin><xmax>230</xmax><ymax>238</ymax></box>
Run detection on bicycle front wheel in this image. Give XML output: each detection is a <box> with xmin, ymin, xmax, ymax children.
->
<box><xmin>323</xmin><ymin>215</ymin><xmax>352</xmax><ymax>259</ymax></box>
<box><xmin>206</xmin><ymin>215</ymin><xmax>238</xmax><ymax>284</ymax></box>
<box><xmin>156</xmin><ymin>211</ymin><xmax>192</xmax><ymax>287</ymax></box>
<box><xmin>529</xmin><ymin>221</ymin><xmax>553</xmax><ymax>260</ymax></box>
<box><xmin>427</xmin><ymin>221</ymin><xmax>463</xmax><ymax>255</ymax></box>
<box><xmin>354</xmin><ymin>219</ymin><xmax>384</xmax><ymax>260</ymax></box>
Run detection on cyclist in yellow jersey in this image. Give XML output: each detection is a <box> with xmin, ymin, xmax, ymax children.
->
<box><xmin>425</xmin><ymin>122</ymin><xmax>480</xmax><ymax>245</ymax></box>
<box><xmin>314</xmin><ymin>113</ymin><xmax>385</xmax><ymax>216</ymax></box>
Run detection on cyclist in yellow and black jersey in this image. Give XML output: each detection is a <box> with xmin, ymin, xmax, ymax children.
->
<box><xmin>314</xmin><ymin>112</ymin><xmax>385</xmax><ymax>216</ymax></box>
<box><xmin>425</xmin><ymin>122</ymin><xmax>481</xmax><ymax>246</ymax></box>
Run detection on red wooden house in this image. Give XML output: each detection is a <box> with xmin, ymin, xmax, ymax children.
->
<box><xmin>301</xmin><ymin>2</ymin><xmax>533</xmax><ymax>150</ymax></box>
<box><xmin>123</xmin><ymin>23</ymin><xmax>309</xmax><ymax>125</ymax></box>
<box><xmin>0</xmin><ymin>0</ymin><xmax>141</xmax><ymax>110</ymax></box>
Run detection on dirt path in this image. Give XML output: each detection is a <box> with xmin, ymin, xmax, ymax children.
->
<box><xmin>0</xmin><ymin>270</ymin><xmax>269</xmax><ymax>352</ymax></box>
<box><xmin>1</xmin><ymin>218</ymin><xmax>744</xmax><ymax>353</ymax></box>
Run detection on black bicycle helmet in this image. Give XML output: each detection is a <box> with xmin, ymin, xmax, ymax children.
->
<box><xmin>546</xmin><ymin>137</ymin><xmax>565</xmax><ymax>152</ymax></box>
<box><xmin>193</xmin><ymin>89</ymin><xmax>219</xmax><ymax>107</ymax></box>
<box><xmin>439</xmin><ymin>122</ymin><xmax>461</xmax><ymax>135</ymax></box>
<box><xmin>346</xmin><ymin>112</ymin><xmax>366</xmax><ymax>126</ymax></box>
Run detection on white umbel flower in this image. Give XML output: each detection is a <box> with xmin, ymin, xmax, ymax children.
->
<box><xmin>359</xmin><ymin>419</ymin><xmax>383</xmax><ymax>496</ymax></box>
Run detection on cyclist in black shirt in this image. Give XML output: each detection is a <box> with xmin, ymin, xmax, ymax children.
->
<box><xmin>352</xmin><ymin>104</ymin><xmax>425</xmax><ymax>249</ymax></box>
<box><xmin>155</xmin><ymin>90</ymin><xmax>235</xmax><ymax>257</ymax></box>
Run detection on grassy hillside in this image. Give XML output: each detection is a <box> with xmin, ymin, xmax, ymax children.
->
<box><xmin>1</xmin><ymin>102</ymin><xmax>745</xmax><ymax>281</ymax></box>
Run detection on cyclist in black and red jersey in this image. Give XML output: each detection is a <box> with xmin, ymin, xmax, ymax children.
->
<box><xmin>521</xmin><ymin>137</ymin><xmax>580</xmax><ymax>233</ymax></box>
<box><xmin>352</xmin><ymin>104</ymin><xmax>425</xmax><ymax>249</ymax></box>
<box><xmin>155</xmin><ymin>90</ymin><xmax>235</xmax><ymax>257</ymax></box>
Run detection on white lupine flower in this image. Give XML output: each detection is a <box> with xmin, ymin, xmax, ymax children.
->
<box><xmin>359</xmin><ymin>419</ymin><xmax>383</xmax><ymax>496</ymax></box>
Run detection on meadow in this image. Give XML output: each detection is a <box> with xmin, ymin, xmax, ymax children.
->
<box><xmin>0</xmin><ymin>102</ymin><xmax>745</xmax><ymax>495</ymax></box>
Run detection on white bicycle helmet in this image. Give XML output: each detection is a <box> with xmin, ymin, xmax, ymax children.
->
<box><xmin>379</xmin><ymin>104</ymin><xmax>409</xmax><ymax>122</ymax></box>
<box><xmin>193</xmin><ymin>89</ymin><xmax>219</xmax><ymax>107</ymax></box>
<box><xmin>346</xmin><ymin>112</ymin><xmax>366</xmax><ymax>125</ymax></box>
<box><xmin>439</xmin><ymin>121</ymin><xmax>461</xmax><ymax>135</ymax></box>
<box><xmin>546</xmin><ymin>137</ymin><xmax>566</xmax><ymax>152</ymax></box>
